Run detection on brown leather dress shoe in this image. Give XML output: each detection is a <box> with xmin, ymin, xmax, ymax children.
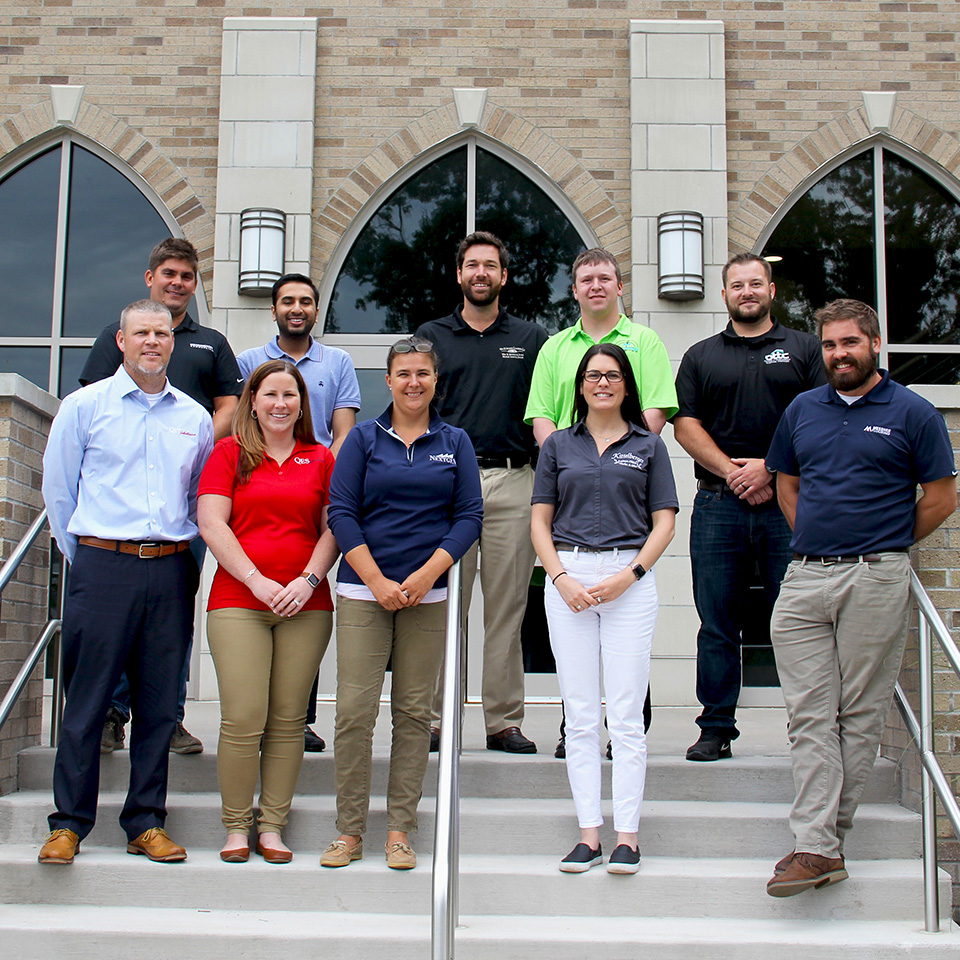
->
<box><xmin>256</xmin><ymin>839</ymin><xmax>293</xmax><ymax>864</ymax></box>
<box><xmin>38</xmin><ymin>829</ymin><xmax>80</xmax><ymax>864</ymax></box>
<box><xmin>486</xmin><ymin>726</ymin><xmax>537</xmax><ymax>754</ymax></box>
<box><xmin>766</xmin><ymin>851</ymin><xmax>847</xmax><ymax>897</ymax></box>
<box><xmin>126</xmin><ymin>827</ymin><xmax>187</xmax><ymax>862</ymax></box>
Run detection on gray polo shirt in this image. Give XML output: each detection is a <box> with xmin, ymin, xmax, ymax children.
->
<box><xmin>532</xmin><ymin>420</ymin><xmax>678</xmax><ymax>549</ymax></box>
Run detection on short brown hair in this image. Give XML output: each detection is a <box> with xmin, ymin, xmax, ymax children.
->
<box><xmin>119</xmin><ymin>298</ymin><xmax>171</xmax><ymax>332</ymax></box>
<box><xmin>814</xmin><ymin>299</ymin><xmax>881</xmax><ymax>340</ymax></box>
<box><xmin>148</xmin><ymin>237</ymin><xmax>199</xmax><ymax>274</ymax></box>
<box><xmin>456</xmin><ymin>231</ymin><xmax>509</xmax><ymax>271</ymax></box>
<box><xmin>721</xmin><ymin>253</ymin><xmax>772</xmax><ymax>286</ymax></box>
<box><xmin>572</xmin><ymin>248</ymin><xmax>621</xmax><ymax>285</ymax></box>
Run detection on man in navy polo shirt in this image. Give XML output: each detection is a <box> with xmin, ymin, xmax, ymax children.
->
<box><xmin>764</xmin><ymin>299</ymin><xmax>956</xmax><ymax>898</ymax></box>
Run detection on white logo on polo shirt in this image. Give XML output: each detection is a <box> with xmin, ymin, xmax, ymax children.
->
<box><xmin>189</xmin><ymin>343</ymin><xmax>214</xmax><ymax>352</ymax></box>
<box><xmin>863</xmin><ymin>425</ymin><xmax>892</xmax><ymax>436</ymax></box>
<box><xmin>611</xmin><ymin>452</ymin><xmax>646</xmax><ymax>471</ymax></box>
<box><xmin>499</xmin><ymin>346</ymin><xmax>526</xmax><ymax>360</ymax></box>
<box><xmin>764</xmin><ymin>349</ymin><xmax>791</xmax><ymax>364</ymax></box>
<box><xmin>430</xmin><ymin>453</ymin><xmax>456</xmax><ymax>464</ymax></box>
<box><xmin>294</xmin><ymin>456</ymin><xmax>312</xmax><ymax>464</ymax></box>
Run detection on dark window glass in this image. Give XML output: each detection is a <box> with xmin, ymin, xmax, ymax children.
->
<box><xmin>353</xmin><ymin>367</ymin><xmax>392</xmax><ymax>422</ymax></box>
<box><xmin>0</xmin><ymin>146</ymin><xmax>60</xmax><ymax>337</ymax></box>
<box><xmin>0</xmin><ymin>346</ymin><xmax>50</xmax><ymax>387</ymax></box>
<box><xmin>889</xmin><ymin>352</ymin><xmax>960</xmax><ymax>386</ymax></box>
<box><xmin>59</xmin><ymin>346</ymin><xmax>92</xmax><ymax>397</ymax></box>
<box><xmin>325</xmin><ymin>145</ymin><xmax>589</xmax><ymax>334</ymax></box>
<box><xmin>474</xmin><ymin>150</ymin><xmax>585</xmax><ymax>334</ymax></box>
<box><xmin>884</xmin><ymin>154</ymin><xmax>960</xmax><ymax>348</ymax></box>
<box><xmin>62</xmin><ymin>145</ymin><xmax>170</xmax><ymax>338</ymax></box>
<box><xmin>761</xmin><ymin>152</ymin><xmax>876</xmax><ymax>335</ymax></box>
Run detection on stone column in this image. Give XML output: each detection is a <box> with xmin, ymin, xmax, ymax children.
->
<box><xmin>0</xmin><ymin>375</ymin><xmax>58</xmax><ymax>796</ymax></box>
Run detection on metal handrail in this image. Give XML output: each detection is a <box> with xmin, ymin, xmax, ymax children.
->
<box><xmin>891</xmin><ymin>569</ymin><xmax>960</xmax><ymax>933</ymax></box>
<box><xmin>431</xmin><ymin>560</ymin><xmax>463</xmax><ymax>960</ymax></box>
<box><xmin>0</xmin><ymin>507</ymin><xmax>49</xmax><ymax>595</ymax></box>
<box><xmin>0</xmin><ymin>619</ymin><xmax>61</xmax><ymax>735</ymax></box>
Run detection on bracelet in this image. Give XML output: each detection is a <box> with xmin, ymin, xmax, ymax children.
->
<box><xmin>552</xmin><ymin>571</ymin><xmax>568</xmax><ymax>584</ymax></box>
<box><xmin>243</xmin><ymin>567</ymin><xmax>257</xmax><ymax>582</ymax></box>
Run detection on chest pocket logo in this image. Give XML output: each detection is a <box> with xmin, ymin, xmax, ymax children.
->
<box><xmin>610</xmin><ymin>452</ymin><xmax>646</xmax><ymax>471</ymax></box>
<box><xmin>764</xmin><ymin>349</ymin><xmax>791</xmax><ymax>364</ymax></box>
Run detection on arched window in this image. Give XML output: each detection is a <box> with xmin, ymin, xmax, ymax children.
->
<box><xmin>761</xmin><ymin>143</ymin><xmax>960</xmax><ymax>385</ymax></box>
<box><xmin>323</xmin><ymin>138</ymin><xmax>594</xmax><ymax>337</ymax></box>
<box><xmin>0</xmin><ymin>136</ymin><xmax>195</xmax><ymax>396</ymax></box>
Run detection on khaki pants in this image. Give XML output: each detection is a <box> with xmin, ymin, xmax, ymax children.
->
<box><xmin>335</xmin><ymin>597</ymin><xmax>446</xmax><ymax>836</ymax></box>
<box><xmin>770</xmin><ymin>554</ymin><xmax>910</xmax><ymax>858</ymax></box>
<box><xmin>207</xmin><ymin>608</ymin><xmax>331</xmax><ymax>835</ymax></box>
<box><xmin>433</xmin><ymin>464</ymin><xmax>536</xmax><ymax>734</ymax></box>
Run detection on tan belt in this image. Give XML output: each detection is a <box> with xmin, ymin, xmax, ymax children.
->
<box><xmin>78</xmin><ymin>537</ymin><xmax>190</xmax><ymax>559</ymax></box>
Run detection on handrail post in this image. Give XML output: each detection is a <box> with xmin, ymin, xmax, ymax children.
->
<box><xmin>918</xmin><ymin>614</ymin><xmax>940</xmax><ymax>933</ymax></box>
<box><xmin>432</xmin><ymin>560</ymin><xmax>463</xmax><ymax>960</ymax></box>
<box><xmin>49</xmin><ymin>556</ymin><xmax>67</xmax><ymax>747</ymax></box>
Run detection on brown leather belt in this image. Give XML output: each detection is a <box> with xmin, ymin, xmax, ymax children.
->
<box><xmin>78</xmin><ymin>537</ymin><xmax>190</xmax><ymax>559</ymax></box>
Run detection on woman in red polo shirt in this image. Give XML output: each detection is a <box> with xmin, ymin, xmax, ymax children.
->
<box><xmin>198</xmin><ymin>359</ymin><xmax>338</xmax><ymax>864</ymax></box>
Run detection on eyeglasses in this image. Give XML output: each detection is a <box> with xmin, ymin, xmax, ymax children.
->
<box><xmin>392</xmin><ymin>339</ymin><xmax>433</xmax><ymax>354</ymax></box>
<box><xmin>582</xmin><ymin>370</ymin><xmax>624</xmax><ymax>383</ymax></box>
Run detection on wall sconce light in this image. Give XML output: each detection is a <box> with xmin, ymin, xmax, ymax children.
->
<box><xmin>238</xmin><ymin>207</ymin><xmax>286</xmax><ymax>297</ymax></box>
<box><xmin>657</xmin><ymin>211</ymin><xmax>704</xmax><ymax>301</ymax></box>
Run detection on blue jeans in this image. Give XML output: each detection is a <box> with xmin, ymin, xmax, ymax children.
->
<box><xmin>689</xmin><ymin>488</ymin><xmax>793</xmax><ymax>738</ymax></box>
<box><xmin>110</xmin><ymin>538</ymin><xmax>205</xmax><ymax>724</ymax></box>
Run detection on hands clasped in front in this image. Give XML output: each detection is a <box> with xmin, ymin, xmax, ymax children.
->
<box><xmin>727</xmin><ymin>457</ymin><xmax>774</xmax><ymax>506</ymax></box>
<box><xmin>556</xmin><ymin>567</ymin><xmax>635</xmax><ymax>613</ymax></box>
<box><xmin>249</xmin><ymin>573</ymin><xmax>315</xmax><ymax>617</ymax></box>
<box><xmin>370</xmin><ymin>569</ymin><xmax>433</xmax><ymax>610</ymax></box>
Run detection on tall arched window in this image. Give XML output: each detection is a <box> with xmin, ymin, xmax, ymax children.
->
<box><xmin>0</xmin><ymin>136</ymin><xmax>195</xmax><ymax>396</ymax></box>
<box><xmin>323</xmin><ymin>138</ymin><xmax>594</xmax><ymax>338</ymax></box>
<box><xmin>761</xmin><ymin>143</ymin><xmax>960</xmax><ymax>385</ymax></box>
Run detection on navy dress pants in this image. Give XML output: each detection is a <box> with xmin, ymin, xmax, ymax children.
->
<box><xmin>49</xmin><ymin>544</ymin><xmax>197</xmax><ymax>842</ymax></box>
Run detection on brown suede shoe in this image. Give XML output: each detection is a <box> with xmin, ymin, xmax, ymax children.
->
<box><xmin>773</xmin><ymin>851</ymin><xmax>795</xmax><ymax>875</ymax></box>
<box><xmin>38</xmin><ymin>829</ymin><xmax>80</xmax><ymax>864</ymax></box>
<box><xmin>126</xmin><ymin>827</ymin><xmax>187</xmax><ymax>862</ymax></box>
<box><xmin>766</xmin><ymin>851</ymin><xmax>847</xmax><ymax>897</ymax></box>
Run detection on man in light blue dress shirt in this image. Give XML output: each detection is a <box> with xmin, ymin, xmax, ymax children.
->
<box><xmin>38</xmin><ymin>299</ymin><xmax>214</xmax><ymax>865</ymax></box>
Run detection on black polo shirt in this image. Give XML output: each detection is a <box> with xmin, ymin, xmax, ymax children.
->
<box><xmin>674</xmin><ymin>319</ymin><xmax>826</xmax><ymax>483</ymax></box>
<box><xmin>79</xmin><ymin>313</ymin><xmax>243</xmax><ymax>413</ymax></box>
<box><xmin>416</xmin><ymin>306</ymin><xmax>548</xmax><ymax>460</ymax></box>
<box><xmin>532</xmin><ymin>420</ymin><xmax>679</xmax><ymax>549</ymax></box>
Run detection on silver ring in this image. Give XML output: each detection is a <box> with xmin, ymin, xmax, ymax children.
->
<box><xmin>294</xmin><ymin>599</ymin><xmax>301</xmax><ymax>605</ymax></box>
<box><xmin>575</xmin><ymin>604</ymin><xmax>581</xmax><ymax>610</ymax></box>
<box><xmin>598</xmin><ymin>596</ymin><xmax>604</xmax><ymax>603</ymax></box>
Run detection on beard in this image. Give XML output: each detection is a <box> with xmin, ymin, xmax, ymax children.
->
<box><xmin>462</xmin><ymin>279</ymin><xmax>501</xmax><ymax>307</ymax></box>
<box><xmin>727</xmin><ymin>296</ymin><xmax>772</xmax><ymax>326</ymax></box>
<box><xmin>826</xmin><ymin>349</ymin><xmax>879</xmax><ymax>392</ymax></box>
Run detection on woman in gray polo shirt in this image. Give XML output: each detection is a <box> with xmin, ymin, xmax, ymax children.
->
<box><xmin>531</xmin><ymin>343</ymin><xmax>678</xmax><ymax>875</ymax></box>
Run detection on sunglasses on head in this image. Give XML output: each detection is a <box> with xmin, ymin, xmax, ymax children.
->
<box><xmin>393</xmin><ymin>339</ymin><xmax>433</xmax><ymax>354</ymax></box>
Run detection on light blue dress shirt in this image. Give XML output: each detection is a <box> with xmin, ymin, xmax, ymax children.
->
<box><xmin>42</xmin><ymin>365</ymin><xmax>214</xmax><ymax>564</ymax></box>
<box><xmin>236</xmin><ymin>336</ymin><xmax>361</xmax><ymax>447</ymax></box>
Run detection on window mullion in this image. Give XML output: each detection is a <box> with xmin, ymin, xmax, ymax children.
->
<box><xmin>48</xmin><ymin>137</ymin><xmax>72</xmax><ymax>394</ymax></box>
<box><xmin>873</xmin><ymin>142</ymin><xmax>889</xmax><ymax>370</ymax></box>
<box><xmin>466</xmin><ymin>137</ymin><xmax>476</xmax><ymax>234</ymax></box>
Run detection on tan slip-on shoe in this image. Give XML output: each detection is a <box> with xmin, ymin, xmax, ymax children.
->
<box><xmin>321</xmin><ymin>838</ymin><xmax>363</xmax><ymax>867</ymax></box>
<box><xmin>385</xmin><ymin>841</ymin><xmax>416</xmax><ymax>870</ymax></box>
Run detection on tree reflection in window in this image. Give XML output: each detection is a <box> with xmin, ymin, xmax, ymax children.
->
<box><xmin>762</xmin><ymin>147</ymin><xmax>960</xmax><ymax>385</ymax></box>
<box><xmin>325</xmin><ymin>145</ymin><xmax>588</xmax><ymax>334</ymax></box>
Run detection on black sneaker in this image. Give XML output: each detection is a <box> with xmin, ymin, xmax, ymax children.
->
<box><xmin>304</xmin><ymin>725</ymin><xmax>326</xmax><ymax>752</ymax></box>
<box><xmin>607</xmin><ymin>843</ymin><xmax>641</xmax><ymax>874</ymax></box>
<box><xmin>429</xmin><ymin>726</ymin><xmax>440</xmax><ymax>753</ymax></box>
<box><xmin>100</xmin><ymin>707</ymin><xmax>126</xmax><ymax>755</ymax></box>
<box><xmin>685</xmin><ymin>731</ymin><xmax>732</xmax><ymax>762</ymax></box>
<box><xmin>559</xmin><ymin>842</ymin><xmax>602</xmax><ymax>873</ymax></box>
<box><xmin>554</xmin><ymin>736</ymin><xmax>566</xmax><ymax>759</ymax></box>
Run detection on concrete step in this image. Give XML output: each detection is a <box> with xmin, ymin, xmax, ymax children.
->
<box><xmin>2</xmin><ymin>905</ymin><xmax>957</xmax><ymax>960</ymax></box>
<box><xmin>16</xmin><ymin>746</ymin><xmax>902</xmax><ymax>804</ymax></box>
<box><xmin>0</xmin><ymin>791</ymin><xmax>921</xmax><ymax>860</ymax></box>
<box><xmin>0</xmin><ymin>846</ymin><xmax>949</xmax><ymax>923</ymax></box>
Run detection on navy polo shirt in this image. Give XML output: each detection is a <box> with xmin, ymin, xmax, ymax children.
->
<box><xmin>766</xmin><ymin>372</ymin><xmax>956</xmax><ymax>555</ymax></box>
<box><xmin>532</xmin><ymin>420</ymin><xmax>679</xmax><ymax>549</ymax></box>
<box><xmin>416</xmin><ymin>306</ymin><xmax>548</xmax><ymax>460</ymax></box>
<box><xmin>674</xmin><ymin>320</ymin><xmax>825</xmax><ymax>483</ymax></box>
<box><xmin>79</xmin><ymin>313</ymin><xmax>243</xmax><ymax>413</ymax></box>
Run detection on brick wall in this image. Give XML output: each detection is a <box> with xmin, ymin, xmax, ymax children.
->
<box><xmin>0</xmin><ymin>376</ymin><xmax>58</xmax><ymax>796</ymax></box>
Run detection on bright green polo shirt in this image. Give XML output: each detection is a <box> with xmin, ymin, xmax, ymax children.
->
<box><xmin>524</xmin><ymin>314</ymin><xmax>679</xmax><ymax>428</ymax></box>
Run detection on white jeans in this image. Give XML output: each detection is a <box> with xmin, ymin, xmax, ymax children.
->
<box><xmin>544</xmin><ymin>548</ymin><xmax>658</xmax><ymax>833</ymax></box>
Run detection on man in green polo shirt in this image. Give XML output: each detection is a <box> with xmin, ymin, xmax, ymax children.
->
<box><xmin>525</xmin><ymin>248</ymin><xmax>678</xmax><ymax>444</ymax></box>
<box><xmin>525</xmin><ymin>247</ymin><xmax>678</xmax><ymax>757</ymax></box>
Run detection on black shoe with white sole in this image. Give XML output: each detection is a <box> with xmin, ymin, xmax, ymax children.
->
<box><xmin>559</xmin><ymin>842</ymin><xmax>602</xmax><ymax>873</ymax></box>
<box><xmin>606</xmin><ymin>843</ymin><xmax>641</xmax><ymax>874</ymax></box>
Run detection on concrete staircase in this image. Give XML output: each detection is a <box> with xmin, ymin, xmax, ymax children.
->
<box><xmin>0</xmin><ymin>707</ymin><xmax>957</xmax><ymax>959</ymax></box>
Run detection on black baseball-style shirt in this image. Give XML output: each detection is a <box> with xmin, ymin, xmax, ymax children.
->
<box><xmin>79</xmin><ymin>313</ymin><xmax>243</xmax><ymax>413</ymax></box>
<box><xmin>416</xmin><ymin>306</ymin><xmax>548</xmax><ymax>460</ymax></box>
<box><xmin>674</xmin><ymin>320</ymin><xmax>826</xmax><ymax>484</ymax></box>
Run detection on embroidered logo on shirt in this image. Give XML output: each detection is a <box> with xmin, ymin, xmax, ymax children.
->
<box><xmin>294</xmin><ymin>456</ymin><xmax>312</xmax><ymax>464</ymax></box>
<box><xmin>499</xmin><ymin>346</ymin><xmax>526</xmax><ymax>360</ymax></box>
<box><xmin>430</xmin><ymin>453</ymin><xmax>456</xmax><ymax>464</ymax></box>
<box><xmin>764</xmin><ymin>349</ymin><xmax>791</xmax><ymax>364</ymax></box>
<box><xmin>863</xmin><ymin>425</ymin><xmax>892</xmax><ymax>436</ymax></box>
<box><xmin>189</xmin><ymin>343</ymin><xmax>214</xmax><ymax>352</ymax></box>
<box><xmin>617</xmin><ymin>338</ymin><xmax>640</xmax><ymax>353</ymax></box>
<box><xmin>610</xmin><ymin>452</ymin><xmax>646</xmax><ymax>471</ymax></box>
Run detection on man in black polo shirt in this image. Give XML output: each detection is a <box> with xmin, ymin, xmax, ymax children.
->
<box><xmin>673</xmin><ymin>253</ymin><xmax>825</xmax><ymax>762</ymax></box>
<box><xmin>416</xmin><ymin>232</ymin><xmax>548</xmax><ymax>753</ymax></box>
<box><xmin>79</xmin><ymin>237</ymin><xmax>243</xmax><ymax>756</ymax></box>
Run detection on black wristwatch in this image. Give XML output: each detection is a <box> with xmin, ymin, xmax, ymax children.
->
<box><xmin>301</xmin><ymin>572</ymin><xmax>320</xmax><ymax>588</ymax></box>
<box><xmin>631</xmin><ymin>563</ymin><xmax>647</xmax><ymax>581</ymax></box>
